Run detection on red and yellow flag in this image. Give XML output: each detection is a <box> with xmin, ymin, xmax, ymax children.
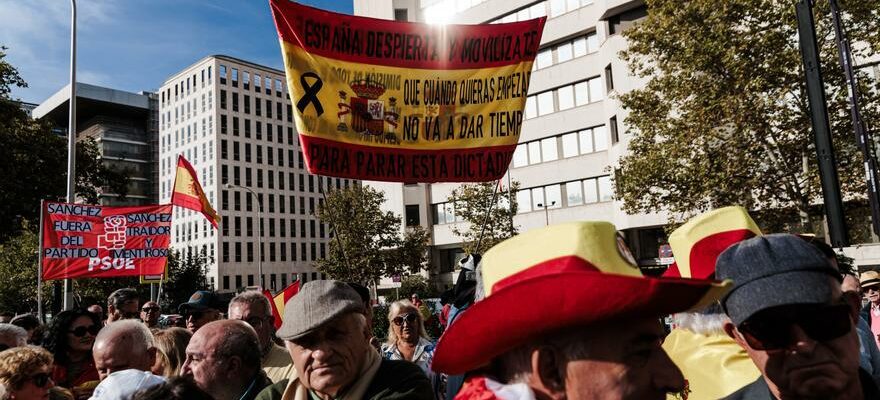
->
<box><xmin>263</xmin><ymin>281</ymin><xmax>301</xmax><ymax>329</ymax></box>
<box><xmin>171</xmin><ymin>155</ymin><xmax>220</xmax><ymax>228</ymax></box>
<box><xmin>270</xmin><ymin>0</ymin><xmax>545</xmax><ymax>183</ymax></box>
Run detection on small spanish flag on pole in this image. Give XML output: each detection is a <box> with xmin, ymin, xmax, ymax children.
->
<box><xmin>171</xmin><ymin>155</ymin><xmax>221</xmax><ymax>228</ymax></box>
<box><xmin>263</xmin><ymin>280</ymin><xmax>300</xmax><ymax>329</ymax></box>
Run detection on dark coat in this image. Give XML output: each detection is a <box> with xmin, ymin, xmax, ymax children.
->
<box><xmin>254</xmin><ymin>358</ymin><xmax>434</xmax><ymax>400</ymax></box>
<box><xmin>723</xmin><ymin>369</ymin><xmax>880</xmax><ymax>400</ymax></box>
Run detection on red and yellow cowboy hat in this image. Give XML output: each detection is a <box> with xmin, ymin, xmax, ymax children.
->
<box><xmin>431</xmin><ymin>221</ymin><xmax>731</xmax><ymax>375</ymax></box>
<box><xmin>663</xmin><ymin>206</ymin><xmax>762</xmax><ymax>279</ymax></box>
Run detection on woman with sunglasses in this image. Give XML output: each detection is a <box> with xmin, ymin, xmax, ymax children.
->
<box><xmin>0</xmin><ymin>345</ymin><xmax>55</xmax><ymax>400</ymax></box>
<box><xmin>382</xmin><ymin>300</ymin><xmax>443</xmax><ymax>395</ymax></box>
<box><xmin>42</xmin><ymin>309</ymin><xmax>101</xmax><ymax>398</ymax></box>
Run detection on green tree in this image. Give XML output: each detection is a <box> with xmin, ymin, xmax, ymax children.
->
<box><xmin>159</xmin><ymin>250</ymin><xmax>211</xmax><ymax>311</ymax></box>
<box><xmin>449</xmin><ymin>181</ymin><xmax>519</xmax><ymax>254</ymax></box>
<box><xmin>0</xmin><ymin>46</ymin><xmax>128</xmax><ymax>241</ymax></box>
<box><xmin>0</xmin><ymin>221</ymin><xmax>51</xmax><ymax>314</ymax></box>
<box><xmin>315</xmin><ymin>185</ymin><xmax>430</xmax><ymax>285</ymax></box>
<box><xmin>614</xmin><ymin>0</ymin><xmax>880</xmax><ymax>233</ymax></box>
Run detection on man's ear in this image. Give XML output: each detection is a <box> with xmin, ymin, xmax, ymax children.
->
<box><xmin>527</xmin><ymin>346</ymin><xmax>566</xmax><ymax>400</ymax></box>
<box><xmin>226</xmin><ymin>355</ymin><xmax>242</xmax><ymax>375</ymax></box>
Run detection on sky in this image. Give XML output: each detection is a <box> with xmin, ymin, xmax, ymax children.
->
<box><xmin>0</xmin><ymin>0</ymin><xmax>353</xmax><ymax>105</ymax></box>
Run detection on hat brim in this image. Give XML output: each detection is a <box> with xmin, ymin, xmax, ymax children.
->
<box><xmin>723</xmin><ymin>270</ymin><xmax>834</xmax><ymax>326</ymax></box>
<box><xmin>431</xmin><ymin>271</ymin><xmax>729</xmax><ymax>375</ymax></box>
<box><xmin>861</xmin><ymin>279</ymin><xmax>880</xmax><ymax>288</ymax></box>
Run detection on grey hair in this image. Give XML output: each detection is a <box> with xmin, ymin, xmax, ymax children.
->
<box><xmin>0</xmin><ymin>324</ymin><xmax>27</xmax><ymax>347</ymax></box>
<box><xmin>671</xmin><ymin>312</ymin><xmax>730</xmax><ymax>336</ymax></box>
<box><xmin>229</xmin><ymin>290</ymin><xmax>272</xmax><ymax>317</ymax></box>
<box><xmin>385</xmin><ymin>300</ymin><xmax>430</xmax><ymax>348</ymax></box>
<box><xmin>489</xmin><ymin>329</ymin><xmax>590</xmax><ymax>384</ymax></box>
<box><xmin>97</xmin><ymin>319</ymin><xmax>154</xmax><ymax>350</ymax></box>
<box><xmin>107</xmin><ymin>288</ymin><xmax>139</xmax><ymax>309</ymax></box>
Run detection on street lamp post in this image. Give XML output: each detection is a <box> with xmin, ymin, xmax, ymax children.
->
<box><xmin>225</xmin><ymin>183</ymin><xmax>263</xmax><ymax>288</ymax></box>
<box><xmin>536</xmin><ymin>201</ymin><xmax>556</xmax><ymax>226</ymax></box>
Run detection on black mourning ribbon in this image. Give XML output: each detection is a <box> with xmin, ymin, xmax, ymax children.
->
<box><xmin>297</xmin><ymin>72</ymin><xmax>324</xmax><ymax>116</ymax></box>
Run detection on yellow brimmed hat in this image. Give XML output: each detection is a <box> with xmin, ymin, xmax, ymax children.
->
<box><xmin>861</xmin><ymin>271</ymin><xmax>880</xmax><ymax>288</ymax></box>
<box><xmin>664</xmin><ymin>206</ymin><xmax>762</xmax><ymax>279</ymax></box>
<box><xmin>431</xmin><ymin>221</ymin><xmax>731</xmax><ymax>375</ymax></box>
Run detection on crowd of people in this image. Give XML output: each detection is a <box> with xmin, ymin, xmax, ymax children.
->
<box><xmin>1</xmin><ymin>206</ymin><xmax>880</xmax><ymax>399</ymax></box>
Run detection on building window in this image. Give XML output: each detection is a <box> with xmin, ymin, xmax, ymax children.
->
<box><xmin>605</xmin><ymin>64</ymin><xmax>614</xmax><ymax>92</ymax></box>
<box><xmin>608</xmin><ymin>5</ymin><xmax>647</xmax><ymax>35</ymax></box>
<box><xmin>405</xmin><ymin>205</ymin><xmax>420</xmax><ymax>226</ymax></box>
<box><xmin>220</xmin><ymin>90</ymin><xmax>227</xmax><ymax>109</ymax></box>
<box><xmin>394</xmin><ymin>8</ymin><xmax>408</xmax><ymax>21</ymax></box>
<box><xmin>609</xmin><ymin>116</ymin><xmax>619</xmax><ymax>143</ymax></box>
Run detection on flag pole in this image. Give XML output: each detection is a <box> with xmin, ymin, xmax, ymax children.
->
<box><xmin>316</xmin><ymin>174</ymin><xmax>351</xmax><ymax>272</ymax></box>
<box><xmin>475</xmin><ymin>179</ymin><xmax>503</xmax><ymax>253</ymax></box>
<box><xmin>63</xmin><ymin>0</ymin><xmax>78</xmax><ymax>311</ymax></box>
<box><xmin>37</xmin><ymin>200</ymin><xmax>45</xmax><ymax>323</ymax></box>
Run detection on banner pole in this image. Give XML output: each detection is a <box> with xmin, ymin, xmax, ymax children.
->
<box><xmin>37</xmin><ymin>200</ymin><xmax>45</xmax><ymax>323</ymax></box>
<box><xmin>475</xmin><ymin>179</ymin><xmax>503</xmax><ymax>253</ymax></box>
<box><xmin>63</xmin><ymin>0</ymin><xmax>78</xmax><ymax>311</ymax></box>
<box><xmin>317</xmin><ymin>175</ymin><xmax>351</xmax><ymax>273</ymax></box>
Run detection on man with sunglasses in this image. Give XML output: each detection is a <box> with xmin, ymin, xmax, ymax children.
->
<box><xmin>861</xmin><ymin>271</ymin><xmax>880</xmax><ymax>349</ymax></box>
<box><xmin>228</xmin><ymin>290</ymin><xmax>296</xmax><ymax>383</ymax></box>
<box><xmin>141</xmin><ymin>301</ymin><xmax>161</xmax><ymax>328</ymax></box>
<box><xmin>718</xmin><ymin>234</ymin><xmax>880</xmax><ymax>399</ymax></box>
<box><xmin>179</xmin><ymin>290</ymin><xmax>223</xmax><ymax>334</ymax></box>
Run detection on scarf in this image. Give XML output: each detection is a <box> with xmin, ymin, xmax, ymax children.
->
<box><xmin>281</xmin><ymin>348</ymin><xmax>381</xmax><ymax>400</ymax></box>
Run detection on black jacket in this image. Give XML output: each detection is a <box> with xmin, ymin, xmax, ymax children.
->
<box><xmin>254</xmin><ymin>358</ymin><xmax>434</xmax><ymax>400</ymax></box>
<box><xmin>723</xmin><ymin>369</ymin><xmax>880</xmax><ymax>400</ymax></box>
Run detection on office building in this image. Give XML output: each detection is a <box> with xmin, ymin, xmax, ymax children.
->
<box><xmin>33</xmin><ymin>83</ymin><xmax>158</xmax><ymax>206</ymax></box>
<box><xmin>158</xmin><ymin>55</ymin><xmax>357</xmax><ymax>292</ymax></box>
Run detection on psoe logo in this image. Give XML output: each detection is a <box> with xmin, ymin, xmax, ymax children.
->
<box><xmin>98</xmin><ymin>215</ymin><xmax>127</xmax><ymax>250</ymax></box>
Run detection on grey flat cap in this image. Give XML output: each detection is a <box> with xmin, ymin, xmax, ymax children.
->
<box><xmin>716</xmin><ymin>233</ymin><xmax>839</xmax><ymax>325</ymax></box>
<box><xmin>277</xmin><ymin>280</ymin><xmax>364</xmax><ymax>341</ymax></box>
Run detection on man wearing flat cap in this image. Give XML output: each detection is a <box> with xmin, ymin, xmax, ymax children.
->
<box><xmin>431</xmin><ymin>221</ymin><xmax>730</xmax><ymax>399</ymax></box>
<box><xmin>256</xmin><ymin>280</ymin><xmax>433</xmax><ymax>400</ymax></box>
<box><xmin>718</xmin><ymin>234</ymin><xmax>880</xmax><ymax>399</ymax></box>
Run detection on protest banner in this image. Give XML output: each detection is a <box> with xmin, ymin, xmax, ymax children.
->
<box><xmin>270</xmin><ymin>0</ymin><xmax>545</xmax><ymax>182</ymax></box>
<box><xmin>41</xmin><ymin>202</ymin><xmax>172</xmax><ymax>280</ymax></box>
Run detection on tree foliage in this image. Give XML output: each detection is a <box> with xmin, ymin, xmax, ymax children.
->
<box><xmin>315</xmin><ymin>185</ymin><xmax>430</xmax><ymax>284</ymax></box>
<box><xmin>158</xmin><ymin>251</ymin><xmax>211</xmax><ymax>311</ymax></box>
<box><xmin>0</xmin><ymin>221</ymin><xmax>50</xmax><ymax>314</ymax></box>
<box><xmin>614</xmin><ymin>0</ymin><xmax>880</xmax><ymax>232</ymax></box>
<box><xmin>449</xmin><ymin>181</ymin><xmax>519</xmax><ymax>254</ymax></box>
<box><xmin>0</xmin><ymin>46</ymin><xmax>129</xmax><ymax>241</ymax></box>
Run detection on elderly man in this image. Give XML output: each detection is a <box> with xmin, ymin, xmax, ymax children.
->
<box><xmin>256</xmin><ymin>280</ymin><xmax>434</xmax><ymax>400</ymax></box>
<box><xmin>183</xmin><ymin>319</ymin><xmax>272</xmax><ymax>400</ymax></box>
<box><xmin>179</xmin><ymin>290</ymin><xmax>223</xmax><ymax>333</ymax></box>
<box><xmin>718</xmin><ymin>234</ymin><xmax>880</xmax><ymax>399</ymax></box>
<box><xmin>93</xmin><ymin>319</ymin><xmax>158</xmax><ymax>380</ymax></box>
<box><xmin>0</xmin><ymin>323</ymin><xmax>27</xmax><ymax>351</ymax></box>
<box><xmin>141</xmin><ymin>301</ymin><xmax>161</xmax><ymax>328</ymax></box>
<box><xmin>430</xmin><ymin>221</ymin><xmax>728</xmax><ymax>399</ymax></box>
<box><xmin>228</xmin><ymin>290</ymin><xmax>296</xmax><ymax>382</ymax></box>
<box><xmin>107</xmin><ymin>288</ymin><xmax>140</xmax><ymax>323</ymax></box>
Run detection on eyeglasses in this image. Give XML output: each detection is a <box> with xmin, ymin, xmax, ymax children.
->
<box><xmin>244</xmin><ymin>316</ymin><xmax>268</xmax><ymax>329</ymax></box>
<box><xmin>141</xmin><ymin>307</ymin><xmax>160</xmax><ymax>313</ymax></box>
<box><xmin>29</xmin><ymin>373</ymin><xmax>51</xmax><ymax>388</ymax></box>
<box><xmin>392</xmin><ymin>313</ymin><xmax>419</xmax><ymax>326</ymax></box>
<box><xmin>68</xmin><ymin>325</ymin><xmax>100</xmax><ymax>338</ymax></box>
<box><xmin>738</xmin><ymin>303</ymin><xmax>853</xmax><ymax>351</ymax></box>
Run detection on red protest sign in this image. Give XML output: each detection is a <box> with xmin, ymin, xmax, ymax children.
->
<box><xmin>41</xmin><ymin>202</ymin><xmax>172</xmax><ymax>280</ymax></box>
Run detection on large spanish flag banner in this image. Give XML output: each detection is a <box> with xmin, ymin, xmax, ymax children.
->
<box><xmin>41</xmin><ymin>202</ymin><xmax>171</xmax><ymax>280</ymax></box>
<box><xmin>171</xmin><ymin>155</ymin><xmax>221</xmax><ymax>228</ymax></box>
<box><xmin>270</xmin><ymin>0</ymin><xmax>545</xmax><ymax>182</ymax></box>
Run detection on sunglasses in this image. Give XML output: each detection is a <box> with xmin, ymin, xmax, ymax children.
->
<box><xmin>392</xmin><ymin>313</ymin><xmax>419</xmax><ymax>326</ymax></box>
<box><xmin>29</xmin><ymin>373</ymin><xmax>51</xmax><ymax>388</ymax></box>
<box><xmin>141</xmin><ymin>307</ymin><xmax>160</xmax><ymax>313</ymax></box>
<box><xmin>68</xmin><ymin>325</ymin><xmax>100</xmax><ymax>338</ymax></box>
<box><xmin>738</xmin><ymin>303</ymin><xmax>852</xmax><ymax>351</ymax></box>
<box><xmin>864</xmin><ymin>286</ymin><xmax>880</xmax><ymax>293</ymax></box>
